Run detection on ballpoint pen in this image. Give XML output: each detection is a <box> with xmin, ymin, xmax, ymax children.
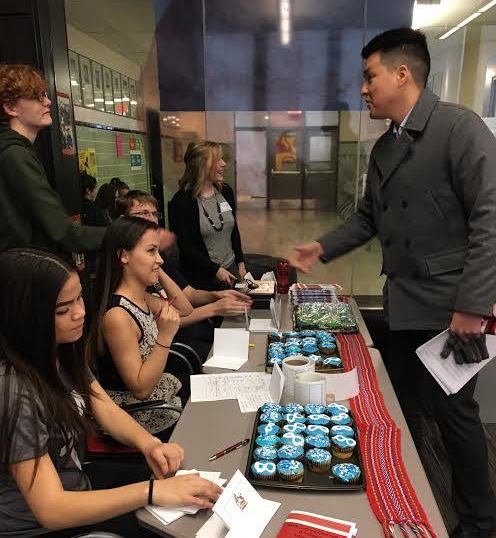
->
<box><xmin>208</xmin><ymin>438</ymin><xmax>250</xmax><ymax>461</ymax></box>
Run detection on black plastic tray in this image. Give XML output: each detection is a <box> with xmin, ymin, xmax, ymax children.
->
<box><xmin>265</xmin><ymin>331</ymin><xmax>344</xmax><ymax>374</ymax></box>
<box><xmin>244</xmin><ymin>409</ymin><xmax>366</xmax><ymax>491</ymax></box>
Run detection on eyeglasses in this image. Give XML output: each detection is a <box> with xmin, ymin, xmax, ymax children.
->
<box><xmin>36</xmin><ymin>91</ymin><xmax>49</xmax><ymax>103</ymax></box>
<box><xmin>131</xmin><ymin>210</ymin><xmax>162</xmax><ymax>219</ymax></box>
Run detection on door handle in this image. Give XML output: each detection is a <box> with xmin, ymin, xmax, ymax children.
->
<box><xmin>271</xmin><ymin>169</ymin><xmax>300</xmax><ymax>174</ymax></box>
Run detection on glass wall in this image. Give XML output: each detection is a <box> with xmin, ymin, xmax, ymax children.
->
<box><xmin>64</xmin><ymin>0</ymin><xmax>496</xmax><ymax>296</ymax></box>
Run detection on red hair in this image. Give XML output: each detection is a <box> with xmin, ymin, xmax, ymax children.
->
<box><xmin>0</xmin><ymin>64</ymin><xmax>48</xmax><ymax>122</ymax></box>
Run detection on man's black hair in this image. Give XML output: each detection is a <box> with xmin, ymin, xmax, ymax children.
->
<box><xmin>361</xmin><ymin>27</ymin><xmax>430</xmax><ymax>87</ymax></box>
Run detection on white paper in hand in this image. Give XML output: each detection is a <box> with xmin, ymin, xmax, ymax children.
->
<box><xmin>416</xmin><ymin>329</ymin><xmax>496</xmax><ymax>395</ymax></box>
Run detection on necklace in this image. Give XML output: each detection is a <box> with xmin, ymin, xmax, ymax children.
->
<box><xmin>200</xmin><ymin>195</ymin><xmax>224</xmax><ymax>232</ymax></box>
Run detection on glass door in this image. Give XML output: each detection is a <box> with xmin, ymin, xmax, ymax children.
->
<box><xmin>303</xmin><ymin>127</ymin><xmax>338</xmax><ymax>210</ymax></box>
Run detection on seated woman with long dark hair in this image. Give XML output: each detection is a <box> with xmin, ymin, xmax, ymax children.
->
<box><xmin>0</xmin><ymin>248</ymin><xmax>220</xmax><ymax>537</ymax></box>
<box><xmin>87</xmin><ymin>217</ymin><xmax>193</xmax><ymax>438</ymax></box>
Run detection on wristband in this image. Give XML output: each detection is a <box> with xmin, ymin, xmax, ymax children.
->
<box><xmin>148</xmin><ymin>477</ymin><xmax>155</xmax><ymax>505</ymax></box>
<box><xmin>155</xmin><ymin>340</ymin><xmax>171</xmax><ymax>349</ymax></box>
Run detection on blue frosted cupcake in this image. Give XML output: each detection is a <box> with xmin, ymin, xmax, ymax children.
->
<box><xmin>277</xmin><ymin>459</ymin><xmax>304</xmax><ymax>482</ymax></box>
<box><xmin>268</xmin><ymin>357</ymin><xmax>283</xmax><ymax>366</ymax></box>
<box><xmin>322</xmin><ymin>357</ymin><xmax>342</xmax><ymax>368</ymax></box>
<box><xmin>300</xmin><ymin>330</ymin><xmax>316</xmax><ymax>337</ymax></box>
<box><xmin>331</xmin><ymin>425</ymin><xmax>354</xmax><ymax>438</ymax></box>
<box><xmin>307</xmin><ymin>413</ymin><xmax>331</xmax><ymax>426</ymax></box>
<box><xmin>283</xmin><ymin>331</ymin><xmax>299</xmax><ymax>338</ymax></box>
<box><xmin>278</xmin><ymin>445</ymin><xmax>304</xmax><ymax>461</ymax></box>
<box><xmin>331</xmin><ymin>434</ymin><xmax>357</xmax><ymax>460</ymax></box>
<box><xmin>259</xmin><ymin>411</ymin><xmax>282</xmax><ymax>424</ymax></box>
<box><xmin>253</xmin><ymin>446</ymin><xmax>278</xmax><ymax>461</ymax></box>
<box><xmin>283</xmin><ymin>423</ymin><xmax>306</xmax><ymax>435</ymax></box>
<box><xmin>255</xmin><ymin>434</ymin><xmax>280</xmax><ymax>448</ymax></box>
<box><xmin>307</xmin><ymin>354</ymin><xmax>323</xmax><ymax>365</ymax></box>
<box><xmin>329</xmin><ymin>412</ymin><xmax>352</xmax><ymax>426</ymax></box>
<box><xmin>280</xmin><ymin>432</ymin><xmax>305</xmax><ymax>447</ymax></box>
<box><xmin>305</xmin><ymin>448</ymin><xmax>332</xmax><ymax>474</ymax></box>
<box><xmin>332</xmin><ymin>463</ymin><xmax>361</xmax><ymax>484</ymax></box>
<box><xmin>257</xmin><ymin>422</ymin><xmax>280</xmax><ymax>436</ymax></box>
<box><xmin>304</xmin><ymin>404</ymin><xmax>326</xmax><ymax>415</ymax></box>
<box><xmin>319</xmin><ymin>342</ymin><xmax>337</xmax><ymax>355</ymax></box>
<box><xmin>284</xmin><ymin>403</ymin><xmax>304</xmax><ymax>414</ymax></box>
<box><xmin>302</xmin><ymin>342</ymin><xmax>318</xmax><ymax>354</ymax></box>
<box><xmin>251</xmin><ymin>460</ymin><xmax>277</xmax><ymax>481</ymax></box>
<box><xmin>327</xmin><ymin>403</ymin><xmax>349</xmax><ymax>416</ymax></box>
<box><xmin>306</xmin><ymin>424</ymin><xmax>329</xmax><ymax>436</ymax></box>
<box><xmin>305</xmin><ymin>434</ymin><xmax>330</xmax><ymax>450</ymax></box>
<box><xmin>283</xmin><ymin>412</ymin><xmax>306</xmax><ymax>424</ymax></box>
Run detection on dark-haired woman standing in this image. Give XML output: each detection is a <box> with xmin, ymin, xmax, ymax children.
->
<box><xmin>0</xmin><ymin>248</ymin><xmax>220</xmax><ymax>537</ymax></box>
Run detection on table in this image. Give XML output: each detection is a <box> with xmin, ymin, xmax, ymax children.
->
<box><xmin>137</xmin><ymin>330</ymin><xmax>448</xmax><ymax>537</ymax></box>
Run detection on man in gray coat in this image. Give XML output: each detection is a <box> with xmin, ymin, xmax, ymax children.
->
<box><xmin>290</xmin><ymin>28</ymin><xmax>496</xmax><ymax>538</ymax></box>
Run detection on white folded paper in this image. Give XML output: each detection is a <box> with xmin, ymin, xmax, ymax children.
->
<box><xmin>145</xmin><ymin>469</ymin><xmax>226</xmax><ymax>526</ymax></box>
<box><xmin>248</xmin><ymin>298</ymin><xmax>282</xmax><ymax>333</ymax></box>
<box><xmin>416</xmin><ymin>329</ymin><xmax>496</xmax><ymax>395</ymax></box>
<box><xmin>191</xmin><ymin>372</ymin><xmax>271</xmax><ymax>403</ymax></box>
<box><xmin>237</xmin><ymin>362</ymin><xmax>285</xmax><ymax>413</ymax></box>
<box><xmin>213</xmin><ymin>470</ymin><xmax>280</xmax><ymax>538</ymax></box>
<box><xmin>203</xmin><ymin>329</ymin><xmax>250</xmax><ymax>370</ymax></box>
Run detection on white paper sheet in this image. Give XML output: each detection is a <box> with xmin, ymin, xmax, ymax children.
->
<box><xmin>145</xmin><ymin>470</ymin><xmax>226</xmax><ymax>523</ymax></box>
<box><xmin>323</xmin><ymin>368</ymin><xmax>359</xmax><ymax>402</ymax></box>
<box><xmin>237</xmin><ymin>363</ymin><xmax>285</xmax><ymax>413</ymax></box>
<box><xmin>248</xmin><ymin>298</ymin><xmax>281</xmax><ymax>333</ymax></box>
<box><xmin>203</xmin><ymin>329</ymin><xmax>250</xmax><ymax>370</ymax></box>
<box><xmin>191</xmin><ymin>372</ymin><xmax>271</xmax><ymax>402</ymax></box>
<box><xmin>416</xmin><ymin>329</ymin><xmax>496</xmax><ymax>395</ymax></box>
<box><xmin>213</xmin><ymin>470</ymin><xmax>280</xmax><ymax>538</ymax></box>
<box><xmin>196</xmin><ymin>513</ymin><xmax>230</xmax><ymax>538</ymax></box>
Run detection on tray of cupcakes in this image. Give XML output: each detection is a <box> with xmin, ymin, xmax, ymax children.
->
<box><xmin>244</xmin><ymin>402</ymin><xmax>365</xmax><ymax>491</ymax></box>
<box><xmin>293</xmin><ymin>302</ymin><xmax>358</xmax><ymax>333</ymax></box>
<box><xmin>266</xmin><ymin>330</ymin><xmax>343</xmax><ymax>373</ymax></box>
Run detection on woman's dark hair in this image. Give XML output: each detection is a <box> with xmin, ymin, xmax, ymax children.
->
<box><xmin>110</xmin><ymin>177</ymin><xmax>129</xmax><ymax>197</ymax></box>
<box><xmin>0</xmin><ymin>249</ymin><xmax>94</xmax><ymax>486</ymax></box>
<box><xmin>80</xmin><ymin>172</ymin><xmax>97</xmax><ymax>196</ymax></box>
<box><xmin>95</xmin><ymin>183</ymin><xmax>118</xmax><ymax>218</ymax></box>
<box><xmin>86</xmin><ymin>217</ymin><xmax>159</xmax><ymax>366</ymax></box>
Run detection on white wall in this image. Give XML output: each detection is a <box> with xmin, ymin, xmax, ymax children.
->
<box><xmin>428</xmin><ymin>28</ymin><xmax>465</xmax><ymax>103</ymax></box>
<box><xmin>66</xmin><ymin>23</ymin><xmax>144</xmax><ymax>131</ymax></box>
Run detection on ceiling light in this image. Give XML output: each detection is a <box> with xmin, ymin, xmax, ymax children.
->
<box><xmin>279</xmin><ymin>0</ymin><xmax>291</xmax><ymax>46</ymax></box>
<box><xmin>439</xmin><ymin>4</ymin><xmax>489</xmax><ymax>40</ymax></box>
<box><xmin>480</xmin><ymin>0</ymin><xmax>496</xmax><ymax>13</ymax></box>
<box><xmin>412</xmin><ymin>0</ymin><xmax>443</xmax><ymax>30</ymax></box>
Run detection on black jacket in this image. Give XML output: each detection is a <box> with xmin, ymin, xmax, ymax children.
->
<box><xmin>168</xmin><ymin>183</ymin><xmax>244</xmax><ymax>289</ymax></box>
<box><xmin>0</xmin><ymin>125</ymin><xmax>105</xmax><ymax>254</ymax></box>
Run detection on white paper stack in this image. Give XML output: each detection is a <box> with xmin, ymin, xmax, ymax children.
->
<box><xmin>416</xmin><ymin>329</ymin><xmax>496</xmax><ymax>395</ymax></box>
<box><xmin>145</xmin><ymin>469</ymin><xmax>226</xmax><ymax>526</ymax></box>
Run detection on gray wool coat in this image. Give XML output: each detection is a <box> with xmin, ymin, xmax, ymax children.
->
<box><xmin>319</xmin><ymin>88</ymin><xmax>496</xmax><ymax>330</ymax></box>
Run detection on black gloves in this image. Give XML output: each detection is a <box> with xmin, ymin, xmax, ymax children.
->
<box><xmin>440</xmin><ymin>333</ymin><xmax>489</xmax><ymax>364</ymax></box>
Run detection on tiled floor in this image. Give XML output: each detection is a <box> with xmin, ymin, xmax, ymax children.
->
<box><xmin>236</xmin><ymin>205</ymin><xmax>385</xmax><ymax>296</ymax></box>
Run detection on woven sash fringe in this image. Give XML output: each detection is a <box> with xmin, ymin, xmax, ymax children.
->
<box><xmin>337</xmin><ymin>330</ymin><xmax>438</xmax><ymax>538</ymax></box>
